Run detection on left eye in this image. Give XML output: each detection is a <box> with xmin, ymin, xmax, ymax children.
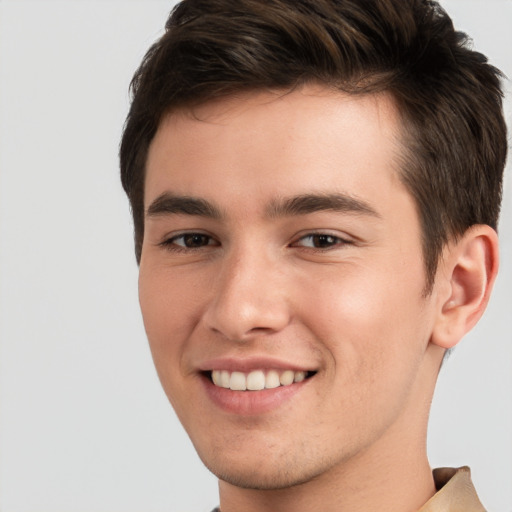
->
<box><xmin>294</xmin><ymin>234</ymin><xmax>348</xmax><ymax>249</ymax></box>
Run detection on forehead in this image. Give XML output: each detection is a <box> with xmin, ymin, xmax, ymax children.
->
<box><xmin>144</xmin><ymin>86</ymin><xmax>406</xmax><ymax>214</ymax></box>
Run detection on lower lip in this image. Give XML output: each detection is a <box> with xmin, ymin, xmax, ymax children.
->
<box><xmin>201</xmin><ymin>374</ymin><xmax>310</xmax><ymax>415</ymax></box>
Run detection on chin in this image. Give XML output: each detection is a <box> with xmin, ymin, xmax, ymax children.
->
<box><xmin>199</xmin><ymin>448</ymin><xmax>335</xmax><ymax>490</ymax></box>
<box><xmin>210</xmin><ymin>465</ymin><xmax>317</xmax><ymax>490</ymax></box>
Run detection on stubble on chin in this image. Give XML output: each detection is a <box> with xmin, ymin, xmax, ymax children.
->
<box><xmin>199</xmin><ymin>437</ymin><xmax>347</xmax><ymax>491</ymax></box>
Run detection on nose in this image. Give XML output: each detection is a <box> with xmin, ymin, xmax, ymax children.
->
<box><xmin>202</xmin><ymin>247</ymin><xmax>291</xmax><ymax>341</ymax></box>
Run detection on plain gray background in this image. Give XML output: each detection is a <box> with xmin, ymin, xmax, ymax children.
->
<box><xmin>0</xmin><ymin>1</ymin><xmax>510</xmax><ymax>511</ymax></box>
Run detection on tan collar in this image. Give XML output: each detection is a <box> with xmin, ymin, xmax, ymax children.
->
<box><xmin>418</xmin><ymin>467</ymin><xmax>486</xmax><ymax>512</ymax></box>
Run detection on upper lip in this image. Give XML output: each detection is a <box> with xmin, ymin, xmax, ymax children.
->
<box><xmin>197</xmin><ymin>356</ymin><xmax>316</xmax><ymax>373</ymax></box>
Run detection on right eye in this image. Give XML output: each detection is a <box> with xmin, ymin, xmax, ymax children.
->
<box><xmin>160</xmin><ymin>233</ymin><xmax>219</xmax><ymax>251</ymax></box>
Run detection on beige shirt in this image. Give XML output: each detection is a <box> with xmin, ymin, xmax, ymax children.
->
<box><xmin>418</xmin><ymin>467</ymin><xmax>486</xmax><ymax>512</ymax></box>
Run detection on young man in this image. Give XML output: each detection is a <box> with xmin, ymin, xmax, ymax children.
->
<box><xmin>120</xmin><ymin>1</ymin><xmax>507</xmax><ymax>510</ymax></box>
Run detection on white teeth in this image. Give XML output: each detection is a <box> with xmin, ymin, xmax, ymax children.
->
<box><xmin>230</xmin><ymin>371</ymin><xmax>247</xmax><ymax>391</ymax></box>
<box><xmin>210</xmin><ymin>369</ymin><xmax>311</xmax><ymax>391</ymax></box>
<box><xmin>212</xmin><ymin>370</ymin><xmax>231</xmax><ymax>388</ymax></box>
<box><xmin>279</xmin><ymin>370</ymin><xmax>295</xmax><ymax>386</ymax></box>
<box><xmin>246</xmin><ymin>370</ymin><xmax>266</xmax><ymax>390</ymax></box>
<box><xmin>294</xmin><ymin>371</ymin><xmax>306</xmax><ymax>383</ymax></box>
<box><xmin>212</xmin><ymin>370</ymin><xmax>222</xmax><ymax>386</ymax></box>
<box><xmin>265</xmin><ymin>370</ymin><xmax>281</xmax><ymax>389</ymax></box>
<box><xmin>220</xmin><ymin>370</ymin><xmax>230</xmax><ymax>388</ymax></box>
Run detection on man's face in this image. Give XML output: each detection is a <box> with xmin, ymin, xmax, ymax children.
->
<box><xmin>139</xmin><ymin>87</ymin><xmax>444</xmax><ymax>489</ymax></box>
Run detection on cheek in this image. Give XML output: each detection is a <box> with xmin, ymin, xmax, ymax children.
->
<box><xmin>138</xmin><ymin>265</ymin><xmax>200</xmax><ymax>377</ymax></box>
<box><xmin>138</xmin><ymin>266</ymin><xmax>205</xmax><ymax>416</ymax></box>
<box><xmin>139</xmin><ymin>262</ymin><xmax>206</xmax><ymax>334</ymax></box>
<box><xmin>297</xmin><ymin>267</ymin><xmax>432</xmax><ymax>439</ymax></box>
<box><xmin>298</xmin><ymin>261</ymin><xmax>429</xmax><ymax>375</ymax></box>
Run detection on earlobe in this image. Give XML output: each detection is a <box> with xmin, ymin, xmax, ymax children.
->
<box><xmin>431</xmin><ymin>225</ymin><xmax>499</xmax><ymax>349</ymax></box>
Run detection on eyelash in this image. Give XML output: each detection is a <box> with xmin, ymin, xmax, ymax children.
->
<box><xmin>159</xmin><ymin>231</ymin><xmax>352</xmax><ymax>253</ymax></box>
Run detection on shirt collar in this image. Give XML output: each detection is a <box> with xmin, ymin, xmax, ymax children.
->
<box><xmin>418</xmin><ymin>466</ymin><xmax>486</xmax><ymax>512</ymax></box>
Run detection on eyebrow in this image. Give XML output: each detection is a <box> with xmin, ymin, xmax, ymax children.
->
<box><xmin>146</xmin><ymin>193</ymin><xmax>222</xmax><ymax>219</ymax></box>
<box><xmin>266</xmin><ymin>193</ymin><xmax>381</xmax><ymax>219</ymax></box>
<box><xmin>145</xmin><ymin>192</ymin><xmax>380</xmax><ymax>220</ymax></box>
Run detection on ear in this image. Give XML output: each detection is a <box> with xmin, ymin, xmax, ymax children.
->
<box><xmin>431</xmin><ymin>225</ymin><xmax>499</xmax><ymax>349</ymax></box>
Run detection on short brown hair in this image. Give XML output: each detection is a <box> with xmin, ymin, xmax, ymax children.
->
<box><xmin>120</xmin><ymin>0</ymin><xmax>507</xmax><ymax>289</ymax></box>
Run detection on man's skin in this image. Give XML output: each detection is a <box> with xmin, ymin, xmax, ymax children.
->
<box><xmin>138</xmin><ymin>85</ymin><xmax>498</xmax><ymax>512</ymax></box>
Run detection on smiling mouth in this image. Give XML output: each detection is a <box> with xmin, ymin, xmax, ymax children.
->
<box><xmin>207</xmin><ymin>369</ymin><xmax>316</xmax><ymax>391</ymax></box>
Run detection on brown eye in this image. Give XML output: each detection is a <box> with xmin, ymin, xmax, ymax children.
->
<box><xmin>296</xmin><ymin>234</ymin><xmax>347</xmax><ymax>249</ymax></box>
<box><xmin>311</xmin><ymin>235</ymin><xmax>338</xmax><ymax>248</ymax></box>
<box><xmin>180</xmin><ymin>234</ymin><xmax>212</xmax><ymax>248</ymax></box>
<box><xmin>160</xmin><ymin>232</ymin><xmax>219</xmax><ymax>251</ymax></box>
